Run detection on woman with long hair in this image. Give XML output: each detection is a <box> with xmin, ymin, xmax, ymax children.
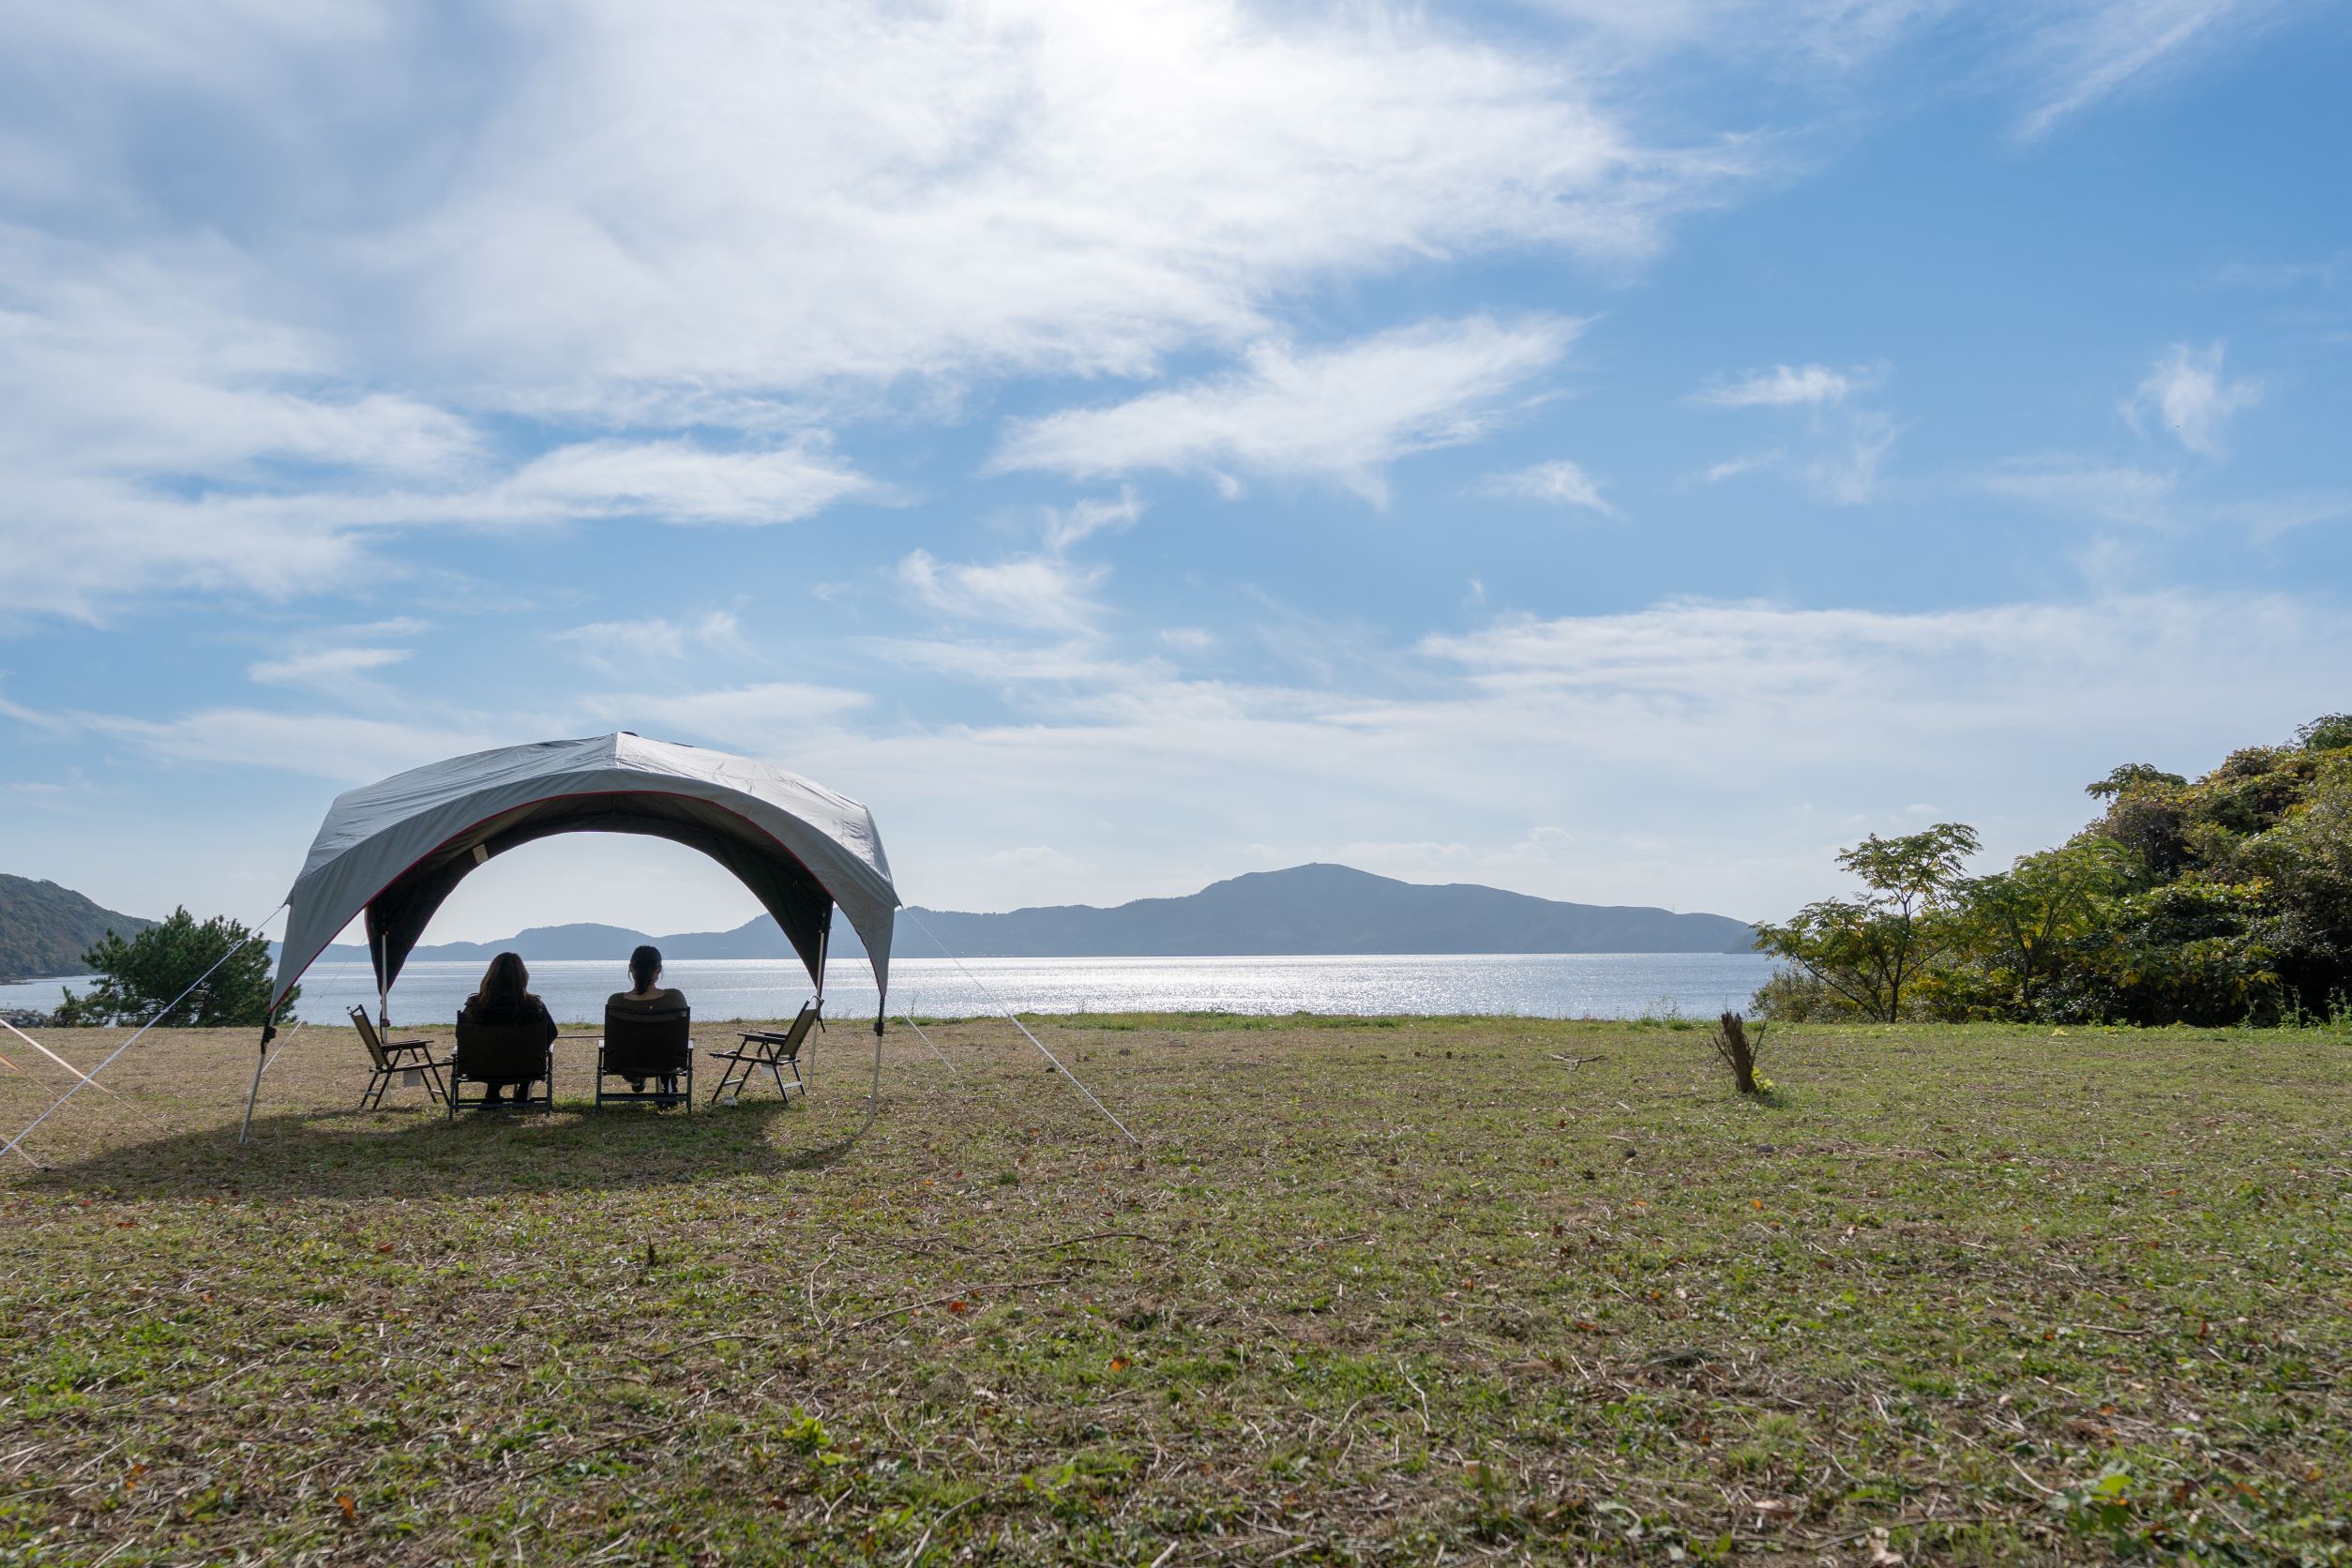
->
<box><xmin>460</xmin><ymin>951</ymin><xmax>558</xmax><ymax>1104</ymax></box>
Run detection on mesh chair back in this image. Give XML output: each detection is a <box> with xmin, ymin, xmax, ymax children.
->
<box><xmin>453</xmin><ymin>1016</ymin><xmax>549</xmax><ymax>1081</ymax></box>
<box><xmin>603</xmin><ymin>1006</ymin><xmax>692</xmax><ymax>1078</ymax></box>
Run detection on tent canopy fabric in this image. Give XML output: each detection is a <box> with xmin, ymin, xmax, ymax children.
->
<box><xmin>272</xmin><ymin>733</ymin><xmax>897</xmax><ymax>1020</ymax></box>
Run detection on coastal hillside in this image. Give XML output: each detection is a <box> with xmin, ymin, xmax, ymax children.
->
<box><xmin>0</xmin><ymin>875</ymin><xmax>153</xmax><ymax>982</ymax></box>
<box><xmin>321</xmin><ymin>863</ymin><xmax>1755</xmax><ymax>963</ymax></box>
<box><xmin>872</xmin><ymin>864</ymin><xmax>1756</xmax><ymax>957</ymax></box>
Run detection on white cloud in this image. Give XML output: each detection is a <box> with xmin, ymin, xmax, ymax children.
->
<box><xmin>1982</xmin><ymin>460</ymin><xmax>2177</xmax><ymax>525</ymax></box>
<box><xmin>865</xmin><ymin>638</ymin><xmax>1151</xmax><ymax>686</ymax></box>
<box><xmin>388</xmin><ymin>5</ymin><xmax>1699</xmax><ymax>400</ymax></box>
<box><xmin>783</xmin><ymin>588</ymin><xmax>2348</xmax><ymax>916</ymax></box>
<box><xmin>1474</xmin><ymin>460</ymin><xmax>1615</xmax><ymax>513</ymax></box>
<box><xmin>0</xmin><ymin>0</ymin><xmax>1736</xmax><ymax>624</ymax></box>
<box><xmin>2216</xmin><ymin>249</ymin><xmax>2350</xmax><ymax>289</ymax></box>
<box><xmin>1804</xmin><ymin>412</ymin><xmax>1901</xmax><ymax>505</ymax></box>
<box><xmin>1700</xmin><ymin>450</ymin><xmax>1784</xmax><ymax>484</ymax></box>
<box><xmin>248</xmin><ymin>646</ymin><xmax>414</xmax><ymax>699</ymax></box>
<box><xmin>1159</xmin><ymin>627</ymin><xmax>1216</xmax><ymax>655</ymax></box>
<box><xmin>577</xmin><ymin>682</ymin><xmax>871</xmax><ymax>751</ymax></box>
<box><xmin>992</xmin><ymin>317</ymin><xmax>1578</xmax><ymax>503</ymax></box>
<box><xmin>1525</xmin><ymin>0</ymin><xmax>1959</xmax><ymax>68</ymax></box>
<box><xmin>552</xmin><ymin>611</ymin><xmax>752</xmax><ymax>671</ymax></box>
<box><xmin>863</xmin><ymin>637</ymin><xmax>1156</xmax><ymax>686</ymax></box>
<box><xmin>485</xmin><ymin>440</ymin><xmax>871</xmax><ymax>526</ymax></box>
<box><xmin>2123</xmin><ymin>341</ymin><xmax>2261</xmax><ymax>458</ymax></box>
<box><xmin>2215</xmin><ymin>491</ymin><xmax>2352</xmax><ymax>541</ymax></box>
<box><xmin>1694</xmin><ymin>362</ymin><xmax>1875</xmax><ymax>408</ymax></box>
<box><xmin>1040</xmin><ymin>490</ymin><xmax>1147</xmax><ymax>553</ymax></box>
<box><xmin>1691</xmin><ymin>364</ymin><xmax>1894</xmax><ymax>504</ymax></box>
<box><xmin>79</xmin><ymin>708</ymin><xmax>506</xmax><ymax>785</ymax></box>
<box><xmin>895</xmin><ymin>551</ymin><xmax>1109</xmax><ymax>636</ymax></box>
<box><xmin>32</xmin><ymin>586</ymin><xmax>2352</xmax><ymax>925</ymax></box>
<box><xmin>2011</xmin><ymin>0</ymin><xmax>2300</xmax><ymax>142</ymax></box>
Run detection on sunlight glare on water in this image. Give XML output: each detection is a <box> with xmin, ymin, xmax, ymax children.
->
<box><xmin>201</xmin><ymin>952</ymin><xmax>1786</xmax><ymax>1025</ymax></box>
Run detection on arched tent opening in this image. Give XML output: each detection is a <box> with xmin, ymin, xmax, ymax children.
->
<box><xmin>273</xmin><ymin>732</ymin><xmax>896</xmax><ymax>1018</ymax></box>
<box><xmin>240</xmin><ymin>733</ymin><xmax>898</xmax><ymax>1138</ymax></box>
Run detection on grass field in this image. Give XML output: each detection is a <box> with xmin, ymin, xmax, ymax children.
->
<box><xmin>1</xmin><ymin>1014</ymin><xmax>2346</xmax><ymax>1565</ymax></box>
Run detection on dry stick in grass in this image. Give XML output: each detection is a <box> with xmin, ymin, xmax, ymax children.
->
<box><xmin>1712</xmin><ymin>1012</ymin><xmax>1763</xmax><ymax>1094</ymax></box>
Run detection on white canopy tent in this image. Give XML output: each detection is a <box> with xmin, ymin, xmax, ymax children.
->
<box><xmin>237</xmin><ymin>733</ymin><xmax>900</xmax><ymax>1138</ymax></box>
<box><xmin>270</xmin><ymin>732</ymin><xmax>897</xmax><ymax>1022</ymax></box>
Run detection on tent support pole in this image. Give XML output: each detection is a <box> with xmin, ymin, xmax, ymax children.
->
<box><xmin>236</xmin><ymin>1024</ymin><xmax>276</xmax><ymax>1145</ymax></box>
<box><xmin>372</xmin><ymin>921</ymin><xmax>390</xmax><ymax>1034</ymax></box>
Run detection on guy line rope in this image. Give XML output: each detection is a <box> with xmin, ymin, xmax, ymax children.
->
<box><xmin>904</xmin><ymin>909</ymin><xmax>1141</xmax><ymax>1147</ymax></box>
<box><xmin>1</xmin><ymin>902</ymin><xmax>286</xmax><ymax>1165</ymax></box>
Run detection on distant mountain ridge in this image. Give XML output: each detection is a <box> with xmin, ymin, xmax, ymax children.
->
<box><xmin>312</xmin><ymin>864</ymin><xmax>1756</xmax><ymax>966</ymax></box>
<box><xmin>0</xmin><ymin>875</ymin><xmax>154</xmax><ymax>982</ymax></box>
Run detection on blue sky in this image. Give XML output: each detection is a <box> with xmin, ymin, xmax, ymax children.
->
<box><xmin>2</xmin><ymin>0</ymin><xmax>2348</xmax><ymax>942</ymax></box>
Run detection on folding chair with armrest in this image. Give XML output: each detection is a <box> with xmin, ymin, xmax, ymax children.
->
<box><xmin>350</xmin><ymin>1005</ymin><xmax>447</xmax><ymax>1108</ymax></box>
<box><xmin>707</xmin><ymin>1001</ymin><xmax>819</xmax><ymax>1105</ymax></box>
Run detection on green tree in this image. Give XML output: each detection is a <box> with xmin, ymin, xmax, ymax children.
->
<box><xmin>1943</xmin><ymin>841</ymin><xmax>2129</xmax><ymax>1019</ymax></box>
<box><xmin>2086</xmin><ymin>763</ymin><xmax>2186</xmax><ymax>800</ymax></box>
<box><xmin>1753</xmin><ymin>822</ymin><xmax>1981</xmax><ymax>1022</ymax></box>
<box><xmin>2062</xmin><ymin>881</ymin><xmax>2279</xmax><ymax>1026</ymax></box>
<box><xmin>2296</xmin><ymin>714</ymin><xmax>2352</xmax><ymax>753</ymax></box>
<box><xmin>54</xmin><ymin>908</ymin><xmax>295</xmax><ymax>1028</ymax></box>
<box><xmin>2240</xmin><ymin>756</ymin><xmax>2352</xmax><ymax>1011</ymax></box>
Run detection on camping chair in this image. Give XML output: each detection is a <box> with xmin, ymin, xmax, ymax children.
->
<box><xmin>706</xmin><ymin>1001</ymin><xmax>819</xmax><ymax>1106</ymax></box>
<box><xmin>447</xmin><ymin>1016</ymin><xmax>555</xmax><ymax>1117</ymax></box>
<box><xmin>596</xmin><ymin>1003</ymin><xmax>695</xmax><ymax>1110</ymax></box>
<box><xmin>350</xmin><ymin>1005</ymin><xmax>447</xmax><ymax>1108</ymax></box>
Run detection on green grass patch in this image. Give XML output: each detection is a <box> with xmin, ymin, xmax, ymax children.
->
<box><xmin>0</xmin><ymin>1017</ymin><xmax>2345</xmax><ymax>1562</ymax></box>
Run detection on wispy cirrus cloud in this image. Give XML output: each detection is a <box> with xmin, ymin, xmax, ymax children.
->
<box><xmin>992</xmin><ymin>316</ymin><xmax>1578</xmax><ymax>504</ymax></box>
<box><xmin>1473</xmin><ymin>459</ymin><xmax>1615</xmax><ymax>513</ymax></box>
<box><xmin>1694</xmin><ymin>363</ymin><xmax>1877</xmax><ymax>408</ymax></box>
<box><xmin>1694</xmin><ymin>362</ymin><xmax>1896</xmax><ymax>504</ymax></box>
<box><xmin>2009</xmin><ymin>0</ymin><xmax>2304</xmax><ymax>141</ymax></box>
<box><xmin>248</xmin><ymin>646</ymin><xmax>414</xmax><ymax>701</ymax></box>
<box><xmin>1981</xmin><ymin>460</ymin><xmax>2177</xmax><ymax>525</ymax></box>
<box><xmin>552</xmin><ymin>611</ymin><xmax>753</xmax><ymax>672</ymax></box>
<box><xmin>895</xmin><ymin>552</ymin><xmax>1110</xmax><ymax>637</ymax></box>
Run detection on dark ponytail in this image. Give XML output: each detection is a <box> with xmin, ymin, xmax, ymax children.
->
<box><xmin>628</xmin><ymin>944</ymin><xmax>662</xmax><ymax>992</ymax></box>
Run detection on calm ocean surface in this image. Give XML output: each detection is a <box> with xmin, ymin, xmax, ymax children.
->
<box><xmin>7</xmin><ymin>952</ymin><xmax>1780</xmax><ymax>1026</ymax></box>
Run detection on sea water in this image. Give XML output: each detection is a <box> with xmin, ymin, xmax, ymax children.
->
<box><xmin>6</xmin><ymin>952</ymin><xmax>1780</xmax><ymax>1025</ymax></box>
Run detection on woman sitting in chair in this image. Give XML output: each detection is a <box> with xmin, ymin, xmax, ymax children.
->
<box><xmin>608</xmin><ymin>944</ymin><xmax>687</xmax><ymax>1093</ymax></box>
<box><xmin>460</xmin><ymin>951</ymin><xmax>558</xmax><ymax>1104</ymax></box>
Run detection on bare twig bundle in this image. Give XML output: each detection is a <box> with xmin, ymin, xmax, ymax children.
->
<box><xmin>1713</xmin><ymin>1011</ymin><xmax>1764</xmax><ymax>1094</ymax></box>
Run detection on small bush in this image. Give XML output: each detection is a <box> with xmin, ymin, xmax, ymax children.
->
<box><xmin>1750</xmin><ymin>969</ymin><xmax>1853</xmax><ymax>1023</ymax></box>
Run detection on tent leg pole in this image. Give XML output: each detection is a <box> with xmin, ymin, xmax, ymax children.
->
<box><xmin>237</xmin><ymin>1025</ymin><xmax>276</xmax><ymax>1146</ymax></box>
